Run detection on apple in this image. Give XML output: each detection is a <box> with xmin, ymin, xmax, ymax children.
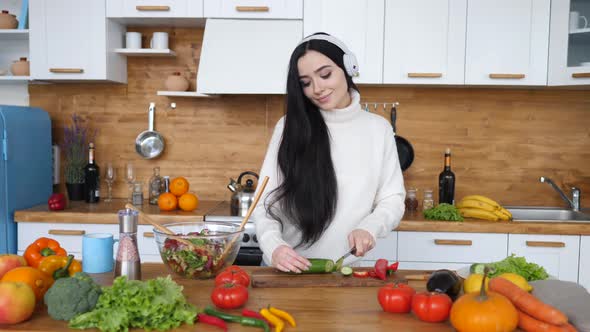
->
<box><xmin>0</xmin><ymin>255</ymin><xmax>27</xmax><ymax>279</ymax></box>
<box><xmin>0</xmin><ymin>281</ymin><xmax>36</xmax><ymax>324</ymax></box>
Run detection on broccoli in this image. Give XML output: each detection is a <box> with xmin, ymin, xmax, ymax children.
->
<box><xmin>44</xmin><ymin>272</ymin><xmax>102</xmax><ymax>321</ymax></box>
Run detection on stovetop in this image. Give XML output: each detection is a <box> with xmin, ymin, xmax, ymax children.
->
<box><xmin>204</xmin><ymin>201</ymin><xmax>258</xmax><ymax>248</ymax></box>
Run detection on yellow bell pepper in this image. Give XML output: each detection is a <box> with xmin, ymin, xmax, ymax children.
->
<box><xmin>38</xmin><ymin>254</ymin><xmax>82</xmax><ymax>280</ymax></box>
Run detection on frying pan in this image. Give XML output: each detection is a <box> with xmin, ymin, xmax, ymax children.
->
<box><xmin>390</xmin><ymin>103</ymin><xmax>414</xmax><ymax>172</ymax></box>
<box><xmin>135</xmin><ymin>102</ymin><xmax>165</xmax><ymax>159</ymax></box>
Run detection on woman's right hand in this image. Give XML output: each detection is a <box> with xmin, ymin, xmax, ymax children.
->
<box><xmin>271</xmin><ymin>245</ymin><xmax>311</xmax><ymax>273</ymax></box>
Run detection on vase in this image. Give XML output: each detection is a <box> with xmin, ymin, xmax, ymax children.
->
<box><xmin>0</xmin><ymin>10</ymin><xmax>18</xmax><ymax>29</ymax></box>
<box><xmin>66</xmin><ymin>183</ymin><xmax>85</xmax><ymax>201</ymax></box>
<box><xmin>164</xmin><ymin>72</ymin><xmax>189</xmax><ymax>91</ymax></box>
<box><xmin>10</xmin><ymin>57</ymin><xmax>29</xmax><ymax>76</ymax></box>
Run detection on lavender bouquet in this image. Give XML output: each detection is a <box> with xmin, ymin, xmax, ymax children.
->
<box><xmin>62</xmin><ymin>114</ymin><xmax>96</xmax><ymax>184</ymax></box>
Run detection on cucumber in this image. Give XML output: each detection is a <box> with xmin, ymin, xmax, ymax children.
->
<box><xmin>470</xmin><ymin>263</ymin><xmax>496</xmax><ymax>275</ymax></box>
<box><xmin>340</xmin><ymin>266</ymin><xmax>353</xmax><ymax>276</ymax></box>
<box><xmin>302</xmin><ymin>259</ymin><xmax>335</xmax><ymax>274</ymax></box>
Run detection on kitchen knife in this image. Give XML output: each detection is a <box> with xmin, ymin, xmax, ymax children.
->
<box><xmin>334</xmin><ymin>247</ymin><xmax>357</xmax><ymax>271</ymax></box>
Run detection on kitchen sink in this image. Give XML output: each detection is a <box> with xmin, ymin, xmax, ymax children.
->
<box><xmin>507</xmin><ymin>206</ymin><xmax>590</xmax><ymax>223</ymax></box>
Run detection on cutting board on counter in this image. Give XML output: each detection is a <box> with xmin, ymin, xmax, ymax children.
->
<box><xmin>251</xmin><ymin>267</ymin><xmax>431</xmax><ymax>288</ymax></box>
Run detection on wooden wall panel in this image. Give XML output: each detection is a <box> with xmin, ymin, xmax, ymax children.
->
<box><xmin>30</xmin><ymin>28</ymin><xmax>590</xmax><ymax>208</ymax></box>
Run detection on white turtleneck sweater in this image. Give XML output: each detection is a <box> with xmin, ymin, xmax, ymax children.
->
<box><xmin>253</xmin><ymin>91</ymin><xmax>406</xmax><ymax>265</ymax></box>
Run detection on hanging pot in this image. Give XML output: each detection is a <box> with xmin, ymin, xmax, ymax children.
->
<box><xmin>391</xmin><ymin>103</ymin><xmax>415</xmax><ymax>172</ymax></box>
<box><xmin>135</xmin><ymin>102</ymin><xmax>165</xmax><ymax>159</ymax></box>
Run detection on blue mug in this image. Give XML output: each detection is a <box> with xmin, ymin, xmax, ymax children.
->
<box><xmin>82</xmin><ymin>233</ymin><xmax>116</xmax><ymax>273</ymax></box>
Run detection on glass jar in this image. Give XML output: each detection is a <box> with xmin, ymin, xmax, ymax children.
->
<box><xmin>132</xmin><ymin>182</ymin><xmax>144</xmax><ymax>205</ymax></box>
<box><xmin>148</xmin><ymin>167</ymin><xmax>163</xmax><ymax>205</ymax></box>
<box><xmin>423</xmin><ymin>189</ymin><xmax>434</xmax><ymax>210</ymax></box>
<box><xmin>405</xmin><ymin>188</ymin><xmax>418</xmax><ymax>212</ymax></box>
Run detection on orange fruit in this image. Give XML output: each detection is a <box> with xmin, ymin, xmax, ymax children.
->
<box><xmin>158</xmin><ymin>192</ymin><xmax>178</xmax><ymax>211</ymax></box>
<box><xmin>170</xmin><ymin>177</ymin><xmax>189</xmax><ymax>197</ymax></box>
<box><xmin>178</xmin><ymin>193</ymin><xmax>199</xmax><ymax>212</ymax></box>
<box><xmin>1</xmin><ymin>266</ymin><xmax>53</xmax><ymax>303</ymax></box>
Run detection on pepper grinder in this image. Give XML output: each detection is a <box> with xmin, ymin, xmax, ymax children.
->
<box><xmin>115</xmin><ymin>209</ymin><xmax>141</xmax><ymax>280</ymax></box>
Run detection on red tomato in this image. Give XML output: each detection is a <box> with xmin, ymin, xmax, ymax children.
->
<box><xmin>215</xmin><ymin>266</ymin><xmax>250</xmax><ymax>287</ymax></box>
<box><xmin>378</xmin><ymin>283</ymin><xmax>416</xmax><ymax>314</ymax></box>
<box><xmin>210</xmin><ymin>282</ymin><xmax>249</xmax><ymax>309</ymax></box>
<box><xmin>411</xmin><ymin>292</ymin><xmax>453</xmax><ymax>323</ymax></box>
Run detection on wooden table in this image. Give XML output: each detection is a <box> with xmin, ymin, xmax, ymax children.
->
<box><xmin>2</xmin><ymin>264</ymin><xmax>459</xmax><ymax>332</ymax></box>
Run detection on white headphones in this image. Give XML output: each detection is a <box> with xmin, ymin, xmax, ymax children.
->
<box><xmin>298</xmin><ymin>34</ymin><xmax>360</xmax><ymax>77</ymax></box>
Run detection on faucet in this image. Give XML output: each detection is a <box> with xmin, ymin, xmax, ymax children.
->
<box><xmin>539</xmin><ymin>176</ymin><xmax>581</xmax><ymax>211</ymax></box>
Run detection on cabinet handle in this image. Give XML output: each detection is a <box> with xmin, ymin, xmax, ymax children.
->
<box><xmin>526</xmin><ymin>241</ymin><xmax>565</xmax><ymax>248</ymax></box>
<box><xmin>136</xmin><ymin>5</ymin><xmax>170</xmax><ymax>11</ymax></box>
<box><xmin>235</xmin><ymin>6</ymin><xmax>270</xmax><ymax>12</ymax></box>
<box><xmin>434</xmin><ymin>239</ymin><xmax>472</xmax><ymax>246</ymax></box>
<box><xmin>572</xmin><ymin>72</ymin><xmax>590</xmax><ymax>78</ymax></box>
<box><xmin>407</xmin><ymin>72</ymin><xmax>443</xmax><ymax>78</ymax></box>
<box><xmin>489</xmin><ymin>73</ymin><xmax>525</xmax><ymax>79</ymax></box>
<box><xmin>143</xmin><ymin>232</ymin><xmax>154</xmax><ymax>238</ymax></box>
<box><xmin>50</xmin><ymin>68</ymin><xmax>84</xmax><ymax>74</ymax></box>
<box><xmin>48</xmin><ymin>229</ymin><xmax>85</xmax><ymax>236</ymax></box>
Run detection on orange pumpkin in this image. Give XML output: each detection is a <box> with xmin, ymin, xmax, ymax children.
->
<box><xmin>450</xmin><ymin>272</ymin><xmax>518</xmax><ymax>332</ymax></box>
<box><xmin>169</xmin><ymin>177</ymin><xmax>189</xmax><ymax>197</ymax></box>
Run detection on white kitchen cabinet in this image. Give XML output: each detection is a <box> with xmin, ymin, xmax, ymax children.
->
<box><xmin>508</xmin><ymin>234</ymin><xmax>580</xmax><ymax>283</ymax></box>
<box><xmin>359</xmin><ymin>231</ymin><xmax>398</xmax><ymax>267</ymax></box>
<box><xmin>397</xmin><ymin>231</ymin><xmax>508</xmax><ymax>271</ymax></box>
<box><xmin>548</xmin><ymin>0</ymin><xmax>590</xmax><ymax>86</ymax></box>
<box><xmin>197</xmin><ymin>19</ymin><xmax>302</xmax><ymax>94</ymax></box>
<box><xmin>107</xmin><ymin>0</ymin><xmax>203</xmax><ymax>18</ymax></box>
<box><xmin>303</xmin><ymin>0</ymin><xmax>384</xmax><ymax>84</ymax></box>
<box><xmin>580</xmin><ymin>236</ymin><xmax>590</xmax><ymax>290</ymax></box>
<box><xmin>17</xmin><ymin>223</ymin><xmax>162</xmax><ymax>263</ymax></box>
<box><xmin>464</xmin><ymin>0</ymin><xmax>550</xmax><ymax>86</ymax></box>
<box><xmin>29</xmin><ymin>0</ymin><xmax>126</xmax><ymax>82</ymax></box>
<box><xmin>383</xmin><ymin>0</ymin><xmax>467</xmax><ymax>85</ymax></box>
<box><xmin>204</xmin><ymin>0</ymin><xmax>302</xmax><ymax>19</ymax></box>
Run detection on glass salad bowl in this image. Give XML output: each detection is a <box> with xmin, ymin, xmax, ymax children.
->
<box><xmin>153</xmin><ymin>221</ymin><xmax>244</xmax><ymax>279</ymax></box>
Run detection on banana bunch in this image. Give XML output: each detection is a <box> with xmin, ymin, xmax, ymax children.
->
<box><xmin>456</xmin><ymin>195</ymin><xmax>512</xmax><ymax>221</ymax></box>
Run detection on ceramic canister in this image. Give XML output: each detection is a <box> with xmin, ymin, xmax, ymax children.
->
<box><xmin>10</xmin><ymin>57</ymin><xmax>30</xmax><ymax>76</ymax></box>
<box><xmin>165</xmin><ymin>72</ymin><xmax>190</xmax><ymax>91</ymax></box>
<box><xmin>0</xmin><ymin>10</ymin><xmax>18</xmax><ymax>29</ymax></box>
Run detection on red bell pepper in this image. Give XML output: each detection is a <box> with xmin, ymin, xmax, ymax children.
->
<box><xmin>47</xmin><ymin>193</ymin><xmax>66</xmax><ymax>211</ymax></box>
<box><xmin>353</xmin><ymin>271</ymin><xmax>369</xmax><ymax>278</ymax></box>
<box><xmin>387</xmin><ymin>261</ymin><xmax>399</xmax><ymax>275</ymax></box>
<box><xmin>374</xmin><ymin>259</ymin><xmax>388</xmax><ymax>280</ymax></box>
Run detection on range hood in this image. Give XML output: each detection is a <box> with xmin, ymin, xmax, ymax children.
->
<box><xmin>197</xmin><ymin>19</ymin><xmax>303</xmax><ymax>95</ymax></box>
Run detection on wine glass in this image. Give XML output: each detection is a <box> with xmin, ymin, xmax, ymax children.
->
<box><xmin>126</xmin><ymin>163</ymin><xmax>136</xmax><ymax>203</ymax></box>
<box><xmin>104</xmin><ymin>163</ymin><xmax>116</xmax><ymax>202</ymax></box>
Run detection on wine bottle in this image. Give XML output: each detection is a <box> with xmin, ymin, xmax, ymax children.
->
<box><xmin>84</xmin><ymin>142</ymin><xmax>100</xmax><ymax>203</ymax></box>
<box><xmin>438</xmin><ymin>148</ymin><xmax>455</xmax><ymax>205</ymax></box>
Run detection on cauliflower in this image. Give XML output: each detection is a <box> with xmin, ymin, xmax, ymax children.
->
<box><xmin>44</xmin><ymin>272</ymin><xmax>102</xmax><ymax>321</ymax></box>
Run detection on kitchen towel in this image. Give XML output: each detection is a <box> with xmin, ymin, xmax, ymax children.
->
<box><xmin>531</xmin><ymin>279</ymin><xmax>590</xmax><ymax>332</ymax></box>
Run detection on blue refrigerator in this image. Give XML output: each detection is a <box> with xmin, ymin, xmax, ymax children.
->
<box><xmin>0</xmin><ymin>105</ymin><xmax>52</xmax><ymax>254</ymax></box>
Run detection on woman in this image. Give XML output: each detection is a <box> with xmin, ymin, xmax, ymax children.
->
<box><xmin>253</xmin><ymin>33</ymin><xmax>405</xmax><ymax>273</ymax></box>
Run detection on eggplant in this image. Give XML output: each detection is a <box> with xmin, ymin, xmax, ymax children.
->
<box><xmin>426</xmin><ymin>269</ymin><xmax>463</xmax><ymax>301</ymax></box>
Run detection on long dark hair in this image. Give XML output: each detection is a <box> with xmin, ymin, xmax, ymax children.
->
<box><xmin>267</xmin><ymin>34</ymin><xmax>359</xmax><ymax>248</ymax></box>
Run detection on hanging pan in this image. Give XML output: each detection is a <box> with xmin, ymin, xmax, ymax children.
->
<box><xmin>135</xmin><ymin>102</ymin><xmax>165</xmax><ymax>159</ymax></box>
<box><xmin>390</xmin><ymin>103</ymin><xmax>414</xmax><ymax>172</ymax></box>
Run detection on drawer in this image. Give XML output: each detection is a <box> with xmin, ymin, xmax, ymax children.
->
<box><xmin>398</xmin><ymin>232</ymin><xmax>508</xmax><ymax>263</ymax></box>
<box><xmin>107</xmin><ymin>0</ymin><xmax>203</xmax><ymax>18</ymax></box>
<box><xmin>204</xmin><ymin>0</ymin><xmax>302</xmax><ymax>19</ymax></box>
<box><xmin>18</xmin><ymin>222</ymin><xmax>119</xmax><ymax>253</ymax></box>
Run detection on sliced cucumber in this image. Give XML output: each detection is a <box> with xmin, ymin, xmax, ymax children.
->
<box><xmin>340</xmin><ymin>266</ymin><xmax>353</xmax><ymax>276</ymax></box>
<box><xmin>302</xmin><ymin>258</ymin><xmax>335</xmax><ymax>274</ymax></box>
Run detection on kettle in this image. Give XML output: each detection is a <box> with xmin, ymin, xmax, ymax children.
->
<box><xmin>228</xmin><ymin>171</ymin><xmax>259</xmax><ymax>217</ymax></box>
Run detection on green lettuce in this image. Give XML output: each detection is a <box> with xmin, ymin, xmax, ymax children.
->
<box><xmin>488</xmin><ymin>254</ymin><xmax>549</xmax><ymax>281</ymax></box>
<box><xmin>423</xmin><ymin>203</ymin><xmax>464</xmax><ymax>221</ymax></box>
<box><xmin>69</xmin><ymin>275</ymin><xmax>197</xmax><ymax>332</ymax></box>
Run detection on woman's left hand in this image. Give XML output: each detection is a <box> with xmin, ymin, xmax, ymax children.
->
<box><xmin>348</xmin><ymin>229</ymin><xmax>375</xmax><ymax>257</ymax></box>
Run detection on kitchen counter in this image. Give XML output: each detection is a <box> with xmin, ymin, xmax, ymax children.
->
<box><xmin>14</xmin><ymin>201</ymin><xmax>590</xmax><ymax>235</ymax></box>
<box><xmin>0</xmin><ymin>264</ymin><xmax>459</xmax><ymax>332</ymax></box>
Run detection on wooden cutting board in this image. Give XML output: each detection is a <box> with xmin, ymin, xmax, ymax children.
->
<box><xmin>251</xmin><ymin>267</ymin><xmax>431</xmax><ymax>288</ymax></box>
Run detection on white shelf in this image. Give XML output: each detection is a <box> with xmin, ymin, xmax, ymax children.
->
<box><xmin>0</xmin><ymin>29</ymin><xmax>29</xmax><ymax>40</ymax></box>
<box><xmin>156</xmin><ymin>91</ymin><xmax>212</xmax><ymax>97</ymax></box>
<box><xmin>114</xmin><ymin>48</ymin><xmax>176</xmax><ymax>57</ymax></box>
<box><xmin>0</xmin><ymin>76</ymin><xmax>31</xmax><ymax>84</ymax></box>
<box><xmin>570</xmin><ymin>28</ymin><xmax>590</xmax><ymax>34</ymax></box>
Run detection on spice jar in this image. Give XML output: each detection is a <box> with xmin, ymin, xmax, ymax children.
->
<box><xmin>405</xmin><ymin>188</ymin><xmax>418</xmax><ymax>212</ymax></box>
<box><xmin>115</xmin><ymin>209</ymin><xmax>141</xmax><ymax>280</ymax></box>
<box><xmin>132</xmin><ymin>181</ymin><xmax>144</xmax><ymax>205</ymax></box>
<box><xmin>423</xmin><ymin>189</ymin><xmax>434</xmax><ymax>210</ymax></box>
